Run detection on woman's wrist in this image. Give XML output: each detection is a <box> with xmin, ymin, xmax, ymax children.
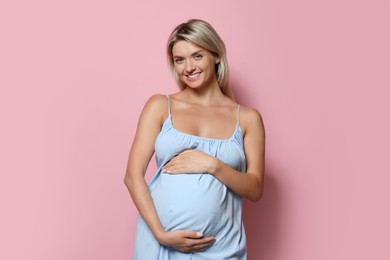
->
<box><xmin>154</xmin><ymin>228</ymin><xmax>167</xmax><ymax>243</ymax></box>
<box><xmin>208</xmin><ymin>157</ymin><xmax>221</xmax><ymax>176</ymax></box>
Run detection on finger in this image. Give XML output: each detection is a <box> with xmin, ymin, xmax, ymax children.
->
<box><xmin>189</xmin><ymin>237</ymin><xmax>215</xmax><ymax>246</ymax></box>
<box><xmin>195</xmin><ymin>236</ymin><xmax>215</xmax><ymax>244</ymax></box>
<box><xmin>163</xmin><ymin>157</ymin><xmax>184</xmax><ymax>170</ymax></box>
<box><xmin>163</xmin><ymin>158</ymin><xmax>175</xmax><ymax>168</ymax></box>
<box><xmin>163</xmin><ymin>155</ymin><xmax>180</xmax><ymax>168</ymax></box>
<box><xmin>162</xmin><ymin>162</ymin><xmax>176</xmax><ymax>173</ymax></box>
<box><xmin>188</xmin><ymin>238</ymin><xmax>216</xmax><ymax>252</ymax></box>
<box><xmin>184</xmin><ymin>231</ymin><xmax>203</xmax><ymax>238</ymax></box>
<box><xmin>184</xmin><ymin>236</ymin><xmax>215</xmax><ymax>247</ymax></box>
<box><xmin>164</xmin><ymin>164</ymin><xmax>186</xmax><ymax>174</ymax></box>
<box><xmin>162</xmin><ymin>166</ymin><xmax>175</xmax><ymax>174</ymax></box>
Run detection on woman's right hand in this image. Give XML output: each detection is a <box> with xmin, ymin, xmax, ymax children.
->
<box><xmin>156</xmin><ymin>230</ymin><xmax>215</xmax><ymax>253</ymax></box>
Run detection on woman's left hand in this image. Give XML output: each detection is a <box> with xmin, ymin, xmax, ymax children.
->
<box><xmin>162</xmin><ymin>149</ymin><xmax>217</xmax><ymax>174</ymax></box>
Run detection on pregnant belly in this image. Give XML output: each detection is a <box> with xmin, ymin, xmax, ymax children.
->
<box><xmin>151</xmin><ymin>172</ymin><xmax>228</xmax><ymax>236</ymax></box>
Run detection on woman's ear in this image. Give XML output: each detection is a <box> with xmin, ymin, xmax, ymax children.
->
<box><xmin>215</xmin><ymin>56</ymin><xmax>220</xmax><ymax>64</ymax></box>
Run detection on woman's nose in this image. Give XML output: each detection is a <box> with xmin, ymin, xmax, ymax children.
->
<box><xmin>185</xmin><ymin>60</ymin><xmax>195</xmax><ymax>73</ymax></box>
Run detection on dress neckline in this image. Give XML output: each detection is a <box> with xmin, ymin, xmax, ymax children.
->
<box><xmin>166</xmin><ymin>114</ymin><xmax>242</xmax><ymax>142</ymax></box>
<box><xmin>165</xmin><ymin>95</ymin><xmax>242</xmax><ymax>142</ymax></box>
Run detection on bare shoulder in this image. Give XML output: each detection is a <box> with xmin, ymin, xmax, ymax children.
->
<box><xmin>141</xmin><ymin>94</ymin><xmax>169</xmax><ymax>124</ymax></box>
<box><xmin>144</xmin><ymin>94</ymin><xmax>168</xmax><ymax>108</ymax></box>
<box><xmin>239</xmin><ymin>106</ymin><xmax>265</xmax><ymax>135</ymax></box>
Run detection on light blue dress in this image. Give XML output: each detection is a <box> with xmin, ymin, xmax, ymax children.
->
<box><xmin>133</xmin><ymin>96</ymin><xmax>247</xmax><ymax>259</ymax></box>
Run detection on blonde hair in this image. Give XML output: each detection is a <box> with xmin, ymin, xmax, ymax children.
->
<box><xmin>167</xmin><ymin>19</ymin><xmax>234</xmax><ymax>100</ymax></box>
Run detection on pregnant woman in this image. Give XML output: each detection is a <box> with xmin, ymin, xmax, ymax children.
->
<box><xmin>124</xmin><ymin>19</ymin><xmax>265</xmax><ymax>259</ymax></box>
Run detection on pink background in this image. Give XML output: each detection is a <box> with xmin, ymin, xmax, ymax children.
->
<box><xmin>1</xmin><ymin>0</ymin><xmax>389</xmax><ymax>259</ymax></box>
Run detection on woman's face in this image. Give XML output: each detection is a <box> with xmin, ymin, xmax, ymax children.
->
<box><xmin>172</xmin><ymin>40</ymin><xmax>219</xmax><ymax>89</ymax></box>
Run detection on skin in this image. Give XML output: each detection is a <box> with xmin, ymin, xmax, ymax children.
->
<box><xmin>124</xmin><ymin>40</ymin><xmax>265</xmax><ymax>253</ymax></box>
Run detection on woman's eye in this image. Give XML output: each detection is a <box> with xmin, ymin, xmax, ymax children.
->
<box><xmin>194</xmin><ymin>55</ymin><xmax>202</xmax><ymax>60</ymax></box>
<box><xmin>175</xmin><ymin>58</ymin><xmax>184</xmax><ymax>64</ymax></box>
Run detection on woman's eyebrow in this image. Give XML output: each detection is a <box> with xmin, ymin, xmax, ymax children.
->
<box><xmin>191</xmin><ymin>51</ymin><xmax>204</xmax><ymax>56</ymax></box>
<box><xmin>172</xmin><ymin>50</ymin><xmax>204</xmax><ymax>59</ymax></box>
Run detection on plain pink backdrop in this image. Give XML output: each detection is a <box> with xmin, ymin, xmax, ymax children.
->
<box><xmin>1</xmin><ymin>0</ymin><xmax>389</xmax><ymax>259</ymax></box>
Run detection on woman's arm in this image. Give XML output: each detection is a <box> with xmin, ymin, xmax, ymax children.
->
<box><xmin>211</xmin><ymin>107</ymin><xmax>265</xmax><ymax>201</ymax></box>
<box><xmin>124</xmin><ymin>94</ymin><xmax>167</xmax><ymax>237</ymax></box>
<box><xmin>124</xmin><ymin>94</ymin><xmax>215</xmax><ymax>252</ymax></box>
<box><xmin>162</xmin><ymin>107</ymin><xmax>265</xmax><ymax>202</ymax></box>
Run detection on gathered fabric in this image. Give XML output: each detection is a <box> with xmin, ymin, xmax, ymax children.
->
<box><xmin>133</xmin><ymin>96</ymin><xmax>247</xmax><ymax>260</ymax></box>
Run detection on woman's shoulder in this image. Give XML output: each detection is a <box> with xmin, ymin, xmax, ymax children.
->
<box><xmin>238</xmin><ymin>105</ymin><xmax>265</xmax><ymax>133</ymax></box>
<box><xmin>239</xmin><ymin>105</ymin><xmax>263</xmax><ymax>120</ymax></box>
<box><xmin>145</xmin><ymin>93</ymin><xmax>168</xmax><ymax>104</ymax></box>
<box><xmin>141</xmin><ymin>94</ymin><xmax>169</xmax><ymax>122</ymax></box>
<box><xmin>143</xmin><ymin>93</ymin><xmax>169</xmax><ymax>110</ymax></box>
<box><xmin>145</xmin><ymin>92</ymin><xmax>181</xmax><ymax>105</ymax></box>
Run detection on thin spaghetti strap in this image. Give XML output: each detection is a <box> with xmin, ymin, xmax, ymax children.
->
<box><xmin>166</xmin><ymin>95</ymin><xmax>171</xmax><ymax>116</ymax></box>
<box><xmin>236</xmin><ymin>105</ymin><xmax>240</xmax><ymax>126</ymax></box>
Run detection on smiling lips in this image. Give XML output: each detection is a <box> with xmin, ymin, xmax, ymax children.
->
<box><xmin>186</xmin><ymin>72</ymin><xmax>201</xmax><ymax>81</ymax></box>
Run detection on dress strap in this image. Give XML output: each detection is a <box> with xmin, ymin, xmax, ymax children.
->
<box><xmin>236</xmin><ymin>105</ymin><xmax>241</xmax><ymax>126</ymax></box>
<box><xmin>166</xmin><ymin>95</ymin><xmax>171</xmax><ymax>116</ymax></box>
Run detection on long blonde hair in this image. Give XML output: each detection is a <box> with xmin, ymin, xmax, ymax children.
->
<box><xmin>166</xmin><ymin>19</ymin><xmax>234</xmax><ymax>100</ymax></box>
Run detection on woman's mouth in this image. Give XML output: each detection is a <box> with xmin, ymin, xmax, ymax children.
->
<box><xmin>186</xmin><ymin>72</ymin><xmax>201</xmax><ymax>81</ymax></box>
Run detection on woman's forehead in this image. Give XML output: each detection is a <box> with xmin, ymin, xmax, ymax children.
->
<box><xmin>172</xmin><ymin>41</ymin><xmax>206</xmax><ymax>55</ymax></box>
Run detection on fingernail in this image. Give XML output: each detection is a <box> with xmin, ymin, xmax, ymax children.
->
<box><xmin>196</xmin><ymin>232</ymin><xmax>203</xmax><ymax>237</ymax></box>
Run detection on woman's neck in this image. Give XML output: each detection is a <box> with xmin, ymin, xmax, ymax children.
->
<box><xmin>179</xmin><ymin>85</ymin><xmax>231</xmax><ymax>106</ymax></box>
